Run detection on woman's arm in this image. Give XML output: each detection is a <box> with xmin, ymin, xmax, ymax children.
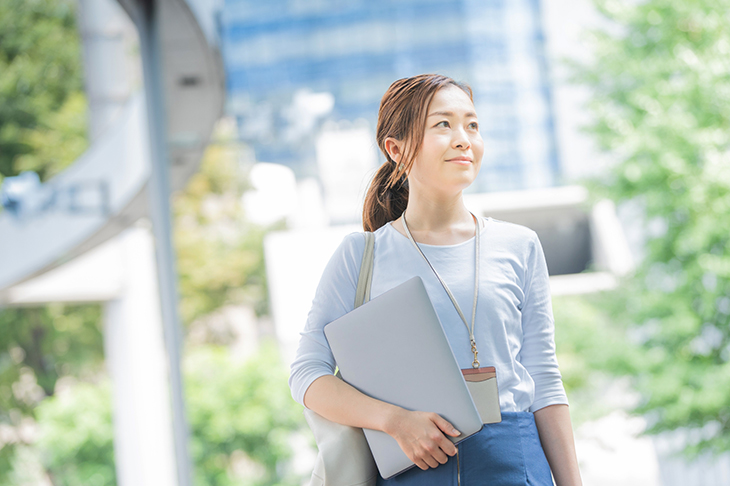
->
<box><xmin>534</xmin><ymin>404</ymin><xmax>582</xmax><ymax>486</ymax></box>
<box><xmin>518</xmin><ymin>232</ymin><xmax>581</xmax><ymax>483</ymax></box>
<box><xmin>304</xmin><ymin>374</ymin><xmax>461</xmax><ymax>471</ymax></box>
<box><xmin>293</xmin><ymin>233</ymin><xmax>458</xmax><ymax>470</ymax></box>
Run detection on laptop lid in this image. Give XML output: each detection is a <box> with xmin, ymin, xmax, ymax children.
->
<box><xmin>324</xmin><ymin>276</ymin><xmax>483</xmax><ymax>479</ymax></box>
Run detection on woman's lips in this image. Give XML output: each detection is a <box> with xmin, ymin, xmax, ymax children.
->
<box><xmin>446</xmin><ymin>157</ymin><xmax>472</xmax><ymax>165</ymax></box>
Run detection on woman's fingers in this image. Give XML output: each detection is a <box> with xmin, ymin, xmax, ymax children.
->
<box><xmin>429</xmin><ymin>413</ymin><xmax>459</xmax><ymax>457</ymax></box>
<box><xmin>411</xmin><ymin>442</ymin><xmax>449</xmax><ymax>468</ymax></box>
<box><xmin>423</xmin><ymin>454</ymin><xmax>439</xmax><ymax>469</ymax></box>
<box><xmin>393</xmin><ymin>411</ymin><xmax>460</xmax><ymax>468</ymax></box>
<box><xmin>435</xmin><ymin>434</ymin><xmax>457</xmax><ymax>459</ymax></box>
<box><xmin>432</xmin><ymin>413</ymin><xmax>461</xmax><ymax>438</ymax></box>
<box><xmin>429</xmin><ymin>447</ymin><xmax>450</xmax><ymax>465</ymax></box>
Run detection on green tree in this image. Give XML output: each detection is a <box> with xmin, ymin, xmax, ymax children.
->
<box><xmin>574</xmin><ymin>0</ymin><xmax>730</xmax><ymax>453</ymax></box>
<box><xmin>0</xmin><ymin>304</ymin><xmax>105</xmax><ymax>483</ymax></box>
<box><xmin>0</xmin><ymin>0</ymin><xmax>94</xmax><ymax>481</ymax></box>
<box><xmin>0</xmin><ymin>0</ymin><xmax>88</xmax><ymax>183</ymax></box>
<box><xmin>185</xmin><ymin>343</ymin><xmax>305</xmax><ymax>486</ymax></box>
<box><xmin>27</xmin><ymin>343</ymin><xmax>305</xmax><ymax>486</ymax></box>
<box><xmin>35</xmin><ymin>380</ymin><xmax>116</xmax><ymax>486</ymax></box>
<box><xmin>173</xmin><ymin>134</ymin><xmax>281</xmax><ymax>325</ymax></box>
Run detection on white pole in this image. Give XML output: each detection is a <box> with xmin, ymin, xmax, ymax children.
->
<box><xmin>137</xmin><ymin>1</ymin><xmax>193</xmax><ymax>485</ymax></box>
<box><xmin>103</xmin><ymin>225</ymin><xmax>177</xmax><ymax>486</ymax></box>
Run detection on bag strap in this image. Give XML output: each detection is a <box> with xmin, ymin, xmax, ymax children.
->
<box><xmin>334</xmin><ymin>232</ymin><xmax>374</xmax><ymax>380</ymax></box>
<box><xmin>354</xmin><ymin>232</ymin><xmax>375</xmax><ymax>308</ymax></box>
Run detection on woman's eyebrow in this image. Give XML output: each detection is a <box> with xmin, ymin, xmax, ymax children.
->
<box><xmin>427</xmin><ymin>110</ymin><xmax>478</xmax><ymax>118</ymax></box>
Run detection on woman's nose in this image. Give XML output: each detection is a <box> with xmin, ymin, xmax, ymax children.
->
<box><xmin>453</xmin><ymin>127</ymin><xmax>471</xmax><ymax>149</ymax></box>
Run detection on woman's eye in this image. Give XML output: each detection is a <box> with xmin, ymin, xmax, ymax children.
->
<box><xmin>436</xmin><ymin>120</ymin><xmax>450</xmax><ymax>128</ymax></box>
<box><xmin>468</xmin><ymin>122</ymin><xmax>479</xmax><ymax>130</ymax></box>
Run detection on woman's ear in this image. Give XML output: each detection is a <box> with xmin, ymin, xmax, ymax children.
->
<box><xmin>384</xmin><ymin>137</ymin><xmax>404</xmax><ymax>163</ymax></box>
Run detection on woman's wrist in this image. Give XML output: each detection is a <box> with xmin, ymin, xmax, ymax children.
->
<box><xmin>380</xmin><ymin>404</ymin><xmax>407</xmax><ymax>436</ymax></box>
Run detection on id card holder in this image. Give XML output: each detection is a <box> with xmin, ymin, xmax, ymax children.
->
<box><xmin>461</xmin><ymin>366</ymin><xmax>502</xmax><ymax>424</ymax></box>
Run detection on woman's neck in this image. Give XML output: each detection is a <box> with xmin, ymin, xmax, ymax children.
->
<box><xmin>403</xmin><ymin>190</ymin><xmax>472</xmax><ymax>232</ymax></box>
<box><xmin>388</xmin><ymin>189</ymin><xmax>477</xmax><ymax>246</ymax></box>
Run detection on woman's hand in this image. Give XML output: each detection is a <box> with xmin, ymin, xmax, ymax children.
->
<box><xmin>304</xmin><ymin>376</ymin><xmax>460</xmax><ymax>470</ymax></box>
<box><xmin>384</xmin><ymin>408</ymin><xmax>460</xmax><ymax>470</ymax></box>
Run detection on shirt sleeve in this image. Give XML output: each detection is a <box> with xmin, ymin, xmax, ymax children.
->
<box><xmin>288</xmin><ymin>232</ymin><xmax>365</xmax><ymax>407</ymax></box>
<box><xmin>519</xmin><ymin>231</ymin><xmax>569</xmax><ymax>412</ymax></box>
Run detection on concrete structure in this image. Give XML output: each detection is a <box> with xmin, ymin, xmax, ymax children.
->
<box><xmin>0</xmin><ymin>0</ymin><xmax>224</xmax><ymax>485</ymax></box>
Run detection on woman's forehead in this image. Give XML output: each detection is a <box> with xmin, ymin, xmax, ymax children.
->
<box><xmin>427</xmin><ymin>86</ymin><xmax>477</xmax><ymax>116</ymax></box>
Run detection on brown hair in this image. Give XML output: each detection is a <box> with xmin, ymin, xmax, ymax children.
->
<box><xmin>362</xmin><ymin>74</ymin><xmax>473</xmax><ymax>232</ymax></box>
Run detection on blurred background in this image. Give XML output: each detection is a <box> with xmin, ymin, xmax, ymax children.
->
<box><xmin>0</xmin><ymin>0</ymin><xmax>729</xmax><ymax>485</ymax></box>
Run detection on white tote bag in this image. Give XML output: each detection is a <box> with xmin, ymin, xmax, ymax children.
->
<box><xmin>304</xmin><ymin>403</ymin><xmax>378</xmax><ymax>486</ymax></box>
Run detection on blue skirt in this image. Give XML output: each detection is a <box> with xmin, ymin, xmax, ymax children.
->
<box><xmin>376</xmin><ymin>412</ymin><xmax>554</xmax><ymax>486</ymax></box>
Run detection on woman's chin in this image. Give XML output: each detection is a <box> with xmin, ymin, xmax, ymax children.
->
<box><xmin>444</xmin><ymin>171</ymin><xmax>479</xmax><ymax>189</ymax></box>
<box><xmin>418</xmin><ymin>178</ymin><xmax>477</xmax><ymax>197</ymax></box>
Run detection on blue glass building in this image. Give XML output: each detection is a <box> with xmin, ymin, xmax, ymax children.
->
<box><xmin>220</xmin><ymin>0</ymin><xmax>560</xmax><ymax>192</ymax></box>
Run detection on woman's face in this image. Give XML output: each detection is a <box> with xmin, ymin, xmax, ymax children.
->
<box><xmin>407</xmin><ymin>85</ymin><xmax>484</xmax><ymax>196</ymax></box>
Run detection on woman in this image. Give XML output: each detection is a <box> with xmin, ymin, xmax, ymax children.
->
<box><xmin>289</xmin><ymin>74</ymin><xmax>582</xmax><ymax>485</ymax></box>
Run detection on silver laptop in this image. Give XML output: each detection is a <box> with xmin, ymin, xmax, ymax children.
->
<box><xmin>324</xmin><ymin>276</ymin><xmax>483</xmax><ymax>480</ymax></box>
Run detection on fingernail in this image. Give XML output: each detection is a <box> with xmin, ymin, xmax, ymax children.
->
<box><xmin>452</xmin><ymin>428</ymin><xmax>460</xmax><ymax>435</ymax></box>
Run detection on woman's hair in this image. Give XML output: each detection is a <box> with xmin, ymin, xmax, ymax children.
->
<box><xmin>362</xmin><ymin>74</ymin><xmax>473</xmax><ymax>232</ymax></box>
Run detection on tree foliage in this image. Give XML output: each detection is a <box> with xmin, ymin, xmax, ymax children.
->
<box><xmin>574</xmin><ymin>0</ymin><xmax>730</xmax><ymax>453</ymax></box>
<box><xmin>173</xmin><ymin>133</ymin><xmax>281</xmax><ymax>325</ymax></box>
<box><xmin>185</xmin><ymin>343</ymin><xmax>305</xmax><ymax>486</ymax></box>
<box><xmin>0</xmin><ymin>0</ymin><xmax>95</xmax><ymax>481</ymax></box>
<box><xmin>0</xmin><ymin>0</ymin><xmax>88</xmax><ymax>183</ymax></box>
<box><xmin>0</xmin><ymin>305</ymin><xmax>104</xmax><ymax>483</ymax></box>
<box><xmin>551</xmin><ymin>292</ymin><xmax>643</xmax><ymax>425</ymax></box>
<box><xmin>27</xmin><ymin>344</ymin><xmax>305</xmax><ymax>486</ymax></box>
<box><xmin>0</xmin><ymin>305</ymin><xmax>104</xmax><ymax>404</ymax></box>
<box><xmin>35</xmin><ymin>380</ymin><xmax>116</xmax><ymax>486</ymax></box>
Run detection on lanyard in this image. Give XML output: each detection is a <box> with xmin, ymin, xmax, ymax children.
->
<box><xmin>401</xmin><ymin>211</ymin><xmax>481</xmax><ymax>368</ymax></box>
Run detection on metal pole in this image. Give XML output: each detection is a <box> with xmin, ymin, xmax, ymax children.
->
<box><xmin>136</xmin><ymin>1</ymin><xmax>193</xmax><ymax>485</ymax></box>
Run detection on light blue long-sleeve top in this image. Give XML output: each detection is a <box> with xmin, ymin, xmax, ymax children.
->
<box><xmin>289</xmin><ymin>216</ymin><xmax>569</xmax><ymax>413</ymax></box>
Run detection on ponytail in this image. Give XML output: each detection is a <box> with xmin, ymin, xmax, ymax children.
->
<box><xmin>362</xmin><ymin>74</ymin><xmax>473</xmax><ymax>232</ymax></box>
<box><xmin>362</xmin><ymin>161</ymin><xmax>409</xmax><ymax>232</ymax></box>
